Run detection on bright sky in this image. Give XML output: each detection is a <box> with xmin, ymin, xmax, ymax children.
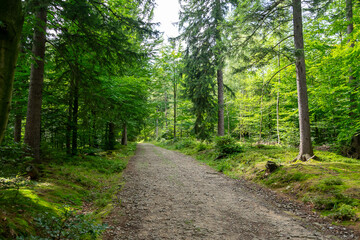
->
<box><xmin>152</xmin><ymin>0</ymin><xmax>180</xmax><ymax>40</ymax></box>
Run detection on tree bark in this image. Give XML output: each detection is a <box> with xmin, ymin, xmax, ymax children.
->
<box><xmin>0</xmin><ymin>0</ymin><xmax>23</xmax><ymax>144</ymax></box>
<box><xmin>259</xmin><ymin>79</ymin><xmax>264</xmax><ymax>142</ymax></box>
<box><xmin>227</xmin><ymin>104</ymin><xmax>230</xmax><ymax>136</ymax></box>
<box><xmin>108</xmin><ymin>122</ymin><xmax>115</xmax><ymax>150</ymax></box>
<box><xmin>277</xmin><ymin>45</ymin><xmax>281</xmax><ymax>144</ymax></box>
<box><xmin>121</xmin><ymin>122</ymin><xmax>128</xmax><ymax>146</ymax></box>
<box><xmin>24</xmin><ymin>2</ymin><xmax>47</xmax><ymax>161</ymax></box>
<box><xmin>292</xmin><ymin>0</ymin><xmax>314</xmax><ymax>160</ymax></box>
<box><xmin>174</xmin><ymin>80</ymin><xmax>177</xmax><ymax>139</ymax></box>
<box><xmin>217</xmin><ymin>69</ymin><xmax>225</xmax><ymax>136</ymax></box>
<box><xmin>14</xmin><ymin>114</ymin><xmax>22</xmax><ymax>142</ymax></box>
<box><xmin>346</xmin><ymin>0</ymin><xmax>360</xmax><ymax>158</ymax></box>
<box><xmin>71</xmin><ymin>76</ymin><xmax>79</xmax><ymax>155</ymax></box>
<box><xmin>155</xmin><ymin>108</ymin><xmax>159</xmax><ymax>139</ymax></box>
<box><xmin>66</xmin><ymin>93</ymin><xmax>72</xmax><ymax>155</ymax></box>
<box><xmin>164</xmin><ymin>92</ymin><xmax>168</xmax><ymax>129</ymax></box>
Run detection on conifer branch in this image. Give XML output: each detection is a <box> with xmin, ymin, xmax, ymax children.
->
<box><xmin>265</xmin><ymin>61</ymin><xmax>295</xmax><ymax>87</ymax></box>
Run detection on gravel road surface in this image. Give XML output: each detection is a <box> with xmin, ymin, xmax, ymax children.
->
<box><xmin>103</xmin><ymin>143</ymin><xmax>358</xmax><ymax>240</ymax></box>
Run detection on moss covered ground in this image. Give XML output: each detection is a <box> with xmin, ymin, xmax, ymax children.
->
<box><xmin>155</xmin><ymin>139</ymin><xmax>360</xmax><ymax>228</ymax></box>
<box><xmin>0</xmin><ymin>143</ymin><xmax>136</xmax><ymax>239</ymax></box>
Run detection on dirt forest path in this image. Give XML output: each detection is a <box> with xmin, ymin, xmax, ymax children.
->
<box><xmin>103</xmin><ymin>143</ymin><xmax>357</xmax><ymax>240</ymax></box>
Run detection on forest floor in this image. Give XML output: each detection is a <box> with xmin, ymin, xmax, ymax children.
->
<box><xmin>103</xmin><ymin>143</ymin><xmax>358</xmax><ymax>240</ymax></box>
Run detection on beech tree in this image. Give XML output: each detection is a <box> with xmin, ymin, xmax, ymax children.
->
<box><xmin>0</xmin><ymin>0</ymin><xmax>24</xmax><ymax>144</ymax></box>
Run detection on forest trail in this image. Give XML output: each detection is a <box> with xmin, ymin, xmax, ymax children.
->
<box><xmin>103</xmin><ymin>143</ymin><xmax>355</xmax><ymax>240</ymax></box>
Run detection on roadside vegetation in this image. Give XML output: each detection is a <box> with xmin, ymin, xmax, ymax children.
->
<box><xmin>0</xmin><ymin>143</ymin><xmax>136</xmax><ymax>239</ymax></box>
<box><xmin>155</xmin><ymin>137</ymin><xmax>360</xmax><ymax>227</ymax></box>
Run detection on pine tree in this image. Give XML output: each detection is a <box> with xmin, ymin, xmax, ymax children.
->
<box><xmin>179</xmin><ymin>0</ymin><xmax>236</xmax><ymax>139</ymax></box>
<box><xmin>292</xmin><ymin>0</ymin><xmax>314</xmax><ymax>160</ymax></box>
<box><xmin>24</xmin><ymin>0</ymin><xmax>48</xmax><ymax>161</ymax></box>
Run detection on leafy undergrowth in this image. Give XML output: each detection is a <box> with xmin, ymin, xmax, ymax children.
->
<box><xmin>0</xmin><ymin>143</ymin><xmax>136</xmax><ymax>239</ymax></box>
<box><xmin>155</xmin><ymin>138</ymin><xmax>360</xmax><ymax>227</ymax></box>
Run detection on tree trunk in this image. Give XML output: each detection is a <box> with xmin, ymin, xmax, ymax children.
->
<box><xmin>92</xmin><ymin>111</ymin><xmax>97</xmax><ymax>147</ymax></box>
<box><xmin>71</xmin><ymin>77</ymin><xmax>79</xmax><ymax>155</ymax></box>
<box><xmin>239</xmin><ymin>102</ymin><xmax>242</xmax><ymax>141</ymax></box>
<box><xmin>259</xmin><ymin>80</ymin><xmax>264</xmax><ymax>142</ymax></box>
<box><xmin>227</xmin><ymin>103</ymin><xmax>230</xmax><ymax>136</ymax></box>
<box><xmin>0</xmin><ymin>0</ymin><xmax>23</xmax><ymax>144</ymax></box>
<box><xmin>108</xmin><ymin>122</ymin><xmax>115</xmax><ymax>150</ymax></box>
<box><xmin>66</xmin><ymin>94</ymin><xmax>72</xmax><ymax>155</ymax></box>
<box><xmin>346</xmin><ymin>0</ymin><xmax>360</xmax><ymax>158</ymax></box>
<box><xmin>14</xmin><ymin>114</ymin><xmax>22</xmax><ymax>143</ymax></box>
<box><xmin>292</xmin><ymin>0</ymin><xmax>314</xmax><ymax>160</ymax></box>
<box><xmin>164</xmin><ymin>92</ymin><xmax>168</xmax><ymax>129</ymax></box>
<box><xmin>217</xmin><ymin>69</ymin><xmax>225</xmax><ymax>136</ymax></box>
<box><xmin>24</xmin><ymin>2</ymin><xmax>47</xmax><ymax>161</ymax></box>
<box><xmin>174</xmin><ymin>81</ymin><xmax>177</xmax><ymax>139</ymax></box>
<box><xmin>155</xmin><ymin>109</ymin><xmax>159</xmax><ymax>139</ymax></box>
<box><xmin>121</xmin><ymin>122</ymin><xmax>128</xmax><ymax>146</ymax></box>
<box><xmin>277</xmin><ymin>45</ymin><xmax>281</xmax><ymax>144</ymax></box>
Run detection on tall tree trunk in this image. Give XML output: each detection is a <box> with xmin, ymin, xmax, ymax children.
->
<box><xmin>66</xmin><ymin>93</ymin><xmax>72</xmax><ymax>155</ymax></box>
<box><xmin>277</xmin><ymin>45</ymin><xmax>281</xmax><ymax>144</ymax></box>
<box><xmin>239</xmin><ymin>102</ymin><xmax>242</xmax><ymax>141</ymax></box>
<box><xmin>155</xmin><ymin>108</ymin><xmax>159</xmax><ymax>139</ymax></box>
<box><xmin>0</xmin><ymin>0</ymin><xmax>23</xmax><ymax>144</ymax></box>
<box><xmin>227</xmin><ymin>103</ymin><xmax>230</xmax><ymax>136</ymax></box>
<box><xmin>108</xmin><ymin>122</ymin><xmax>115</xmax><ymax>150</ymax></box>
<box><xmin>24</xmin><ymin>2</ymin><xmax>47</xmax><ymax>161</ymax></box>
<box><xmin>14</xmin><ymin>114</ymin><xmax>22</xmax><ymax>143</ymax></box>
<box><xmin>121</xmin><ymin>122</ymin><xmax>128</xmax><ymax>146</ymax></box>
<box><xmin>174</xmin><ymin>81</ymin><xmax>177</xmax><ymax>139</ymax></box>
<box><xmin>92</xmin><ymin>111</ymin><xmax>97</xmax><ymax>147</ymax></box>
<box><xmin>217</xmin><ymin>69</ymin><xmax>225</xmax><ymax>136</ymax></box>
<box><xmin>346</xmin><ymin>0</ymin><xmax>360</xmax><ymax>158</ymax></box>
<box><xmin>164</xmin><ymin>92</ymin><xmax>168</xmax><ymax>129</ymax></box>
<box><xmin>71</xmin><ymin>77</ymin><xmax>79</xmax><ymax>155</ymax></box>
<box><xmin>292</xmin><ymin>0</ymin><xmax>314</xmax><ymax>160</ymax></box>
<box><xmin>259</xmin><ymin>79</ymin><xmax>264</xmax><ymax>142</ymax></box>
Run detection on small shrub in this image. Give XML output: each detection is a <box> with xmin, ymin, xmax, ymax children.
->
<box><xmin>215</xmin><ymin>136</ymin><xmax>242</xmax><ymax>156</ymax></box>
<box><xmin>322</xmin><ymin>177</ymin><xmax>343</xmax><ymax>186</ymax></box>
<box><xmin>81</xmin><ymin>148</ymin><xmax>101</xmax><ymax>156</ymax></box>
<box><xmin>312</xmin><ymin>196</ymin><xmax>337</xmax><ymax>210</ymax></box>
<box><xmin>0</xmin><ymin>143</ymin><xmax>33</xmax><ymax>177</ymax></box>
<box><xmin>330</xmin><ymin>204</ymin><xmax>357</xmax><ymax>221</ymax></box>
<box><xmin>217</xmin><ymin>160</ymin><xmax>232</xmax><ymax>173</ymax></box>
<box><xmin>174</xmin><ymin>138</ymin><xmax>195</xmax><ymax>150</ymax></box>
<box><xmin>196</xmin><ymin>141</ymin><xmax>210</xmax><ymax>152</ymax></box>
<box><xmin>20</xmin><ymin>208</ymin><xmax>108</xmax><ymax>239</ymax></box>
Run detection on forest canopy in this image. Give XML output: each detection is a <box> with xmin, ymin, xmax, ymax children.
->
<box><xmin>0</xmin><ymin>0</ymin><xmax>359</xmax><ymax>160</ymax></box>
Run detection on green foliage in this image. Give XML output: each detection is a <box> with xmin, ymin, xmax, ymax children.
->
<box><xmin>19</xmin><ymin>208</ymin><xmax>107</xmax><ymax>240</ymax></box>
<box><xmin>216</xmin><ymin>160</ymin><xmax>233</xmax><ymax>173</ymax></box>
<box><xmin>330</xmin><ymin>204</ymin><xmax>357</xmax><ymax>221</ymax></box>
<box><xmin>215</xmin><ymin>136</ymin><xmax>242</xmax><ymax>156</ymax></box>
<box><xmin>174</xmin><ymin>138</ymin><xmax>196</xmax><ymax>150</ymax></box>
<box><xmin>0</xmin><ymin>142</ymin><xmax>33</xmax><ymax>177</ymax></box>
<box><xmin>0</xmin><ymin>143</ymin><xmax>136</xmax><ymax>238</ymax></box>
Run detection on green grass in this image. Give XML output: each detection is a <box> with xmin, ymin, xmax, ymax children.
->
<box><xmin>155</xmin><ymin>139</ymin><xmax>360</xmax><ymax>226</ymax></box>
<box><xmin>0</xmin><ymin>143</ymin><xmax>136</xmax><ymax>239</ymax></box>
